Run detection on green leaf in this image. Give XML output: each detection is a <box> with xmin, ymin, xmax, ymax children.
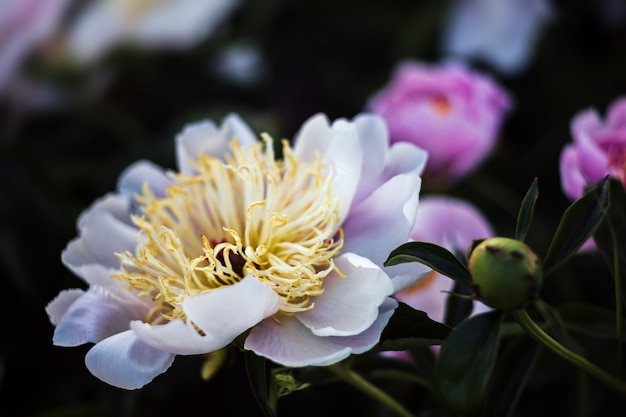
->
<box><xmin>515</xmin><ymin>178</ymin><xmax>539</xmax><ymax>242</ymax></box>
<box><xmin>543</xmin><ymin>176</ymin><xmax>610</xmax><ymax>276</ymax></box>
<box><xmin>376</xmin><ymin>302</ymin><xmax>452</xmax><ymax>352</ymax></box>
<box><xmin>385</xmin><ymin>241</ymin><xmax>472</xmax><ymax>286</ymax></box>
<box><xmin>482</xmin><ymin>335</ymin><xmax>539</xmax><ymax>417</ymax></box>
<box><xmin>593</xmin><ymin>177</ymin><xmax>626</xmax><ymax>311</ymax></box>
<box><xmin>433</xmin><ymin>311</ymin><xmax>504</xmax><ymax>416</ymax></box>
<box><xmin>244</xmin><ymin>351</ymin><xmax>276</xmax><ymax>417</ymax></box>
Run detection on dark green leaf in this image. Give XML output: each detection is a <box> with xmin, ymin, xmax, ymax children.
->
<box><xmin>593</xmin><ymin>178</ymin><xmax>626</xmax><ymax>311</ymax></box>
<box><xmin>376</xmin><ymin>302</ymin><xmax>452</xmax><ymax>352</ymax></box>
<box><xmin>515</xmin><ymin>178</ymin><xmax>539</xmax><ymax>242</ymax></box>
<box><xmin>385</xmin><ymin>241</ymin><xmax>472</xmax><ymax>286</ymax></box>
<box><xmin>433</xmin><ymin>311</ymin><xmax>504</xmax><ymax>416</ymax></box>
<box><xmin>482</xmin><ymin>335</ymin><xmax>539</xmax><ymax>417</ymax></box>
<box><xmin>244</xmin><ymin>351</ymin><xmax>276</xmax><ymax>417</ymax></box>
<box><xmin>543</xmin><ymin>176</ymin><xmax>610</xmax><ymax>276</ymax></box>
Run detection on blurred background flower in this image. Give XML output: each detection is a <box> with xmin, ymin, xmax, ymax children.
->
<box><xmin>367</xmin><ymin>61</ymin><xmax>511</xmax><ymax>186</ymax></box>
<box><xmin>395</xmin><ymin>195</ymin><xmax>494</xmax><ymax>323</ymax></box>
<box><xmin>560</xmin><ymin>96</ymin><xmax>626</xmax><ymax>200</ymax></box>
<box><xmin>64</xmin><ymin>0</ymin><xmax>241</xmax><ymax>63</ymax></box>
<box><xmin>441</xmin><ymin>0</ymin><xmax>553</xmax><ymax>76</ymax></box>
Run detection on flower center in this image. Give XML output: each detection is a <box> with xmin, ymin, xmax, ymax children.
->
<box><xmin>113</xmin><ymin>135</ymin><xmax>344</xmax><ymax>322</ymax></box>
<box><xmin>606</xmin><ymin>145</ymin><xmax>626</xmax><ymax>186</ymax></box>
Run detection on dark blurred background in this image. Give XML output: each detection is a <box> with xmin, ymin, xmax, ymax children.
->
<box><xmin>1</xmin><ymin>0</ymin><xmax>625</xmax><ymax>416</ymax></box>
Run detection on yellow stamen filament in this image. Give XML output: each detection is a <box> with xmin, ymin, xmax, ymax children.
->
<box><xmin>112</xmin><ymin>135</ymin><xmax>344</xmax><ymax>321</ymax></box>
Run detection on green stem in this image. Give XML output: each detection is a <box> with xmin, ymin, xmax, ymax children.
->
<box><xmin>328</xmin><ymin>363</ymin><xmax>416</xmax><ymax>417</ymax></box>
<box><xmin>511</xmin><ymin>309</ymin><xmax>626</xmax><ymax>394</ymax></box>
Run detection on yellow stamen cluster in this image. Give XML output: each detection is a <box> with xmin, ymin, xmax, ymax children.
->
<box><xmin>113</xmin><ymin>135</ymin><xmax>344</xmax><ymax>321</ymax></box>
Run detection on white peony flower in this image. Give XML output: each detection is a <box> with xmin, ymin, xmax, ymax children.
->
<box><xmin>65</xmin><ymin>0</ymin><xmax>241</xmax><ymax>62</ymax></box>
<box><xmin>46</xmin><ymin>113</ymin><xmax>429</xmax><ymax>389</ymax></box>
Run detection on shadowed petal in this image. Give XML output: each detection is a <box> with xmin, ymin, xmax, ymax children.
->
<box><xmin>45</xmin><ymin>289</ymin><xmax>85</xmax><ymax>325</ymax></box>
<box><xmin>52</xmin><ymin>287</ymin><xmax>151</xmax><ymax>347</ymax></box>
<box><xmin>117</xmin><ymin>160</ymin><xmax>172</xmax><ymax>200</ymax></box>
<box><xmin>85</xmin><ymin>330</ymin><xmax>175</xmax><ymax>390</ymax></box>
<box><xmin>245</xmin><ymin>298</ymin><xmax>397</xmax><ymax>367</ymax></box>
<box><xmin>62</xmin><ymin>195</ymin><xmax>137</xmax><ymax>287</ymax></box>
<box><xmin>342</xmin><ymin>173</ymin><xmax>422</xmax><ymax>269</ymax></box>
<box><xmin>131</xmin><ymin>276</ymin><xmax>279</xmax><ymax>355</ymax></box>
<box><xmin>176</xmin><ymin>114</ymin><xmax>257</xmax><ymax>174</ymax></box>
<box><xmin>297</xmin><ymin>253</ymin><xmax>393</xmax><ymax>336</ymax></box>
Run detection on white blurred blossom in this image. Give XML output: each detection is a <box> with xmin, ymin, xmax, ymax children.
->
<box><xmin>66</xmin><ymin>0</ymin><xmax>241</xmax><ymax>63</ymax></box>
<box><xmin>442</xmin><ymin>0</ymin><xmax>553</xmax><ymax>75</ymax></box>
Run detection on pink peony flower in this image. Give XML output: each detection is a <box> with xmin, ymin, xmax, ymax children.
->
<box><xmin>395</xmin><ymin>196</ymin><xmax>493</xmax><ymax>323</ymax></box>
<box><xmin>46</xmin><ymin>113</ymin><xmax>429</xmax><ymax>389</ymax></box>
<box><xmin>367</xmin><ymin>61</ymin><xmax>511</xmax><ymax>184</ymax></box>
<box><xmin>560</xmin><ymin>96</ymin><xmax>626</xmax><ymax>200</ymax></box>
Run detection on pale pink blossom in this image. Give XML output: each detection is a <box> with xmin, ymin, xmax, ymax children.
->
<box><xmin>395</xmin><ymin>196</ymin><xmax>493</xmax><ymax>323</ymax></box>
<box><xmin>0</xmin><ymin>0</ymin><xmax>70</xmax><ymax>94</ymax></box>
<box><xmin>367</xmin><ymin>61</ymin><xmax>511</xmax><ymax>184</ymax></box>
<box><xmin>46</xmin><ymin>113</ymin><xmax>429</xmax><ymax>389</ymax></box>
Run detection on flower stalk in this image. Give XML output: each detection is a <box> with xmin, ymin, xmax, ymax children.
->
<box><xmin>510</xmin><ymin>308</ymin><xmax>626</xmax><ymax>394</ymax></box>
<box><xmin>328</xmin><ymin>363</ymin><xmax>416</xmax><ymax>417</ymax></box>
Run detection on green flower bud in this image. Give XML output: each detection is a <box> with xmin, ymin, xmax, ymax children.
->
<box><xmin>468</xmin><ymin>237</ymin><xmax>543</xmax><ymax>310</ymax></box>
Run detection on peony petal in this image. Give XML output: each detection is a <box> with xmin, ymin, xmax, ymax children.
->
<box><xmin>293</xmin><ymin>114</ymin><xmax>335</xmax><ymax>161</ymax></box>
<box><xmin>294</xmin><ymin>114</ymin><xmax>363</xmax><ymax>223</ymax></box>
<box><xmin>297</xmin><ymin>253</ymin><xmax>393</xmax><ymax>336</ymax></box>
<box><xmin>117</xmin><ymin>160</ymin><xmax>172</xmax><ymax>200</ymax></box>
<box><xmin>85</xmin><ymin>330</ymin><xmax>175</xmax><ymax>390</ymax></box>
<box><xmin>245</xmin><ymin>298</ymin><xmax>397</xmax><ymax>367</ymax></box>
<box><xmin>131</xmin><ymin>276</ymin><xmax>279</xmax><ymax>355</ymax></box>
<box><xmin>62</xmin><ymin>195</ymin><xmax>137</xmax><ymax>287</ymax></box>
<box><xmin>175</xmin><ymin>114</ymin><xmax>257</xmax><ymax>174</ymax></box>
<box><xmin>342</xmin><ymin>173</ymin><xmax>422</xmax><ymax>270</ymax></box>
<box><xmin>560</xmin><ymin>145</ymin><xmax>589</xmax><ymax>200</ymax></box>
<box><xmin>52</xmin><ymin>287</ymin><xmax>151</xmax><ymax>347</ymax></box>
<box><xmin>45</xmin><ymin>289</ymin><xmax>85</xmax><ymax>325</ymax></box>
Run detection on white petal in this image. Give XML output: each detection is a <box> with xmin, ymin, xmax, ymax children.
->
<box><xmin>294</xmin><ymin>114</ymin><xmax>363</xmax><ymax>222</ymax></box>
<box><xmin>85</xmin><ymin>330</ymin><xmax>175</xmax><ymax>390</ymax></box>
<box><xmin>175</xmin><ymin>114</ymin><xmax>257</xmax><ymax>175</ymax></box>
<box><xmin>131</xmin><ymin>276</ymin><xmax>279</xmax><ymax>355</ymax></box>
<box><xmin>117</xmin><ymin>160</ymin><xmax>172</xmax><ymax>200</ymax></box>
<box><xmin>297</xmin><ymin>253</ymin><xmax>393</xmax><ymax>336</ymax></box>
<box><xmin>293</xmin><ymin>114</ymin><xmax>335</xmax><ymax>161</ymax></box>
<box><xmin>342</xmin><ymin>173</ymin><xmax>422</xmax><ymax>270</ymax></box>
<box><xmin>62</xmin><ymin>195</ymin><xmax>137</xmax><ymax>287</ymax></box>
<box><xmin>45</xmin><ymin>289</ymin><xmax>85</xmax><ymax>325</ymax></box>
<box><xmin>245</xmin><ymin>298</ymin><xmax>397</xmax><ymax>367</ymax></box>
<box><xmin>52</xmin><ymin>286</ymin><xmax>150</xmax><ymax>347</ymax></box>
